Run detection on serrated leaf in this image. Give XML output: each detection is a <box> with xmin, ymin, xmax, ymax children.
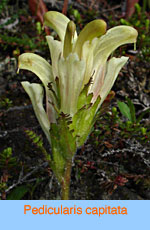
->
<box><xmin>77</xmin><ymin>78</ymin><xmax>93</xmax><ymax>110</ymax></box>
<box><xmin>2</xmin><ymin>147</ymin><xmax>12</xmax><ymax>157</ymax></box>
<box><xmin>117</xmin><ymin>101</ymin><xmax>132</xmax><ymax>121</ymax></box>
<box><xmin>70</xmin><ymin>96</ymin><xmax>100</xmax><ymax>147</ymax></box>
<box><xmin>33</xmin><ymin>136</ymin><xmax>41</xmax><ymax>143</ymax></box>
<box><xmin>25</xmin><ymin>129</ymin><xmax>50</xmax><ymax>162</ymax></box>
<box><xmin>50</xmin><ymin>114</ymin><xmax>76</xmax><ymax>181</ymax></box>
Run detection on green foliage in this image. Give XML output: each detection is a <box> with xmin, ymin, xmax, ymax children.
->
<box><xmin>68</xmin><ymin>4</ymin><xmax>99</xmax><ymax>26</ymax></box>
<box><xmin>117</xmin><ymin>98</ymin><xmax>136</xmax><ymax>123</ymax></box>
<box><xmin>68</xmin><ymin>7</ymin><xmax>82</xmax><ymax>24</ymax></box>
<box><xmin>36</xmin><ymin>22</ymin><xmax>42</xmax><ymax>35</ymax></box>
<box><xmin>7</xmin><ymin>177</ymin><xmax>45</xmax><ymax>200</ymax></box>
<box><xmin>0</xmin><ymin>145</ymin><xmax>51</xmax><ymax>199</ymax></box>
<box><xmin>0</xmin><ymin>97</ymin><xmax>13</xmax><ymax>109</ymax></box>
<box><xmin>0</xmin><ymin>147</ymin><xmax>18</xmax><ymax>199</ymax></box>
<box><xmin>142</xmin><ymin>0</ymin><xmax>150</xmax><ymax>11</ymax></box>
<box><xmin>50</xmin><ymin>113</ymin><xmax>76</xmax><ymax>181</ymax></box>
<box><xmin>91</xmin><ymin>97</ymin><xmax>150</xmax><ymax>148</ymax></box>
<box><xmin>7</xmin><ymin>185</ymin><xmax>29</xmax><ymax>200</ymax></box>
<box><xmin>71</xmin><ymin>96</ymin><xmax>100</xmax><ymax>147</ymax></box>
<box><xmin>136</xmin><ymin>108</ymin><xmax>150</xmax><ymax>123</ymax></box>
<box><xmin>0</xmin><ymin>147</ymin><xmax>17</xmax><ymax>170</ymax></box>
<box><xmin>118</xmin><ymin>97</ymin><xmax>150</xmax><ymax>125</ymax></box>
<box><xmin>0</xmin><ymin>0</ymin><xmax>9</xmax><ymax>14</ymax></box>
<box><xmin>135</xmin><ymin>2</ymin><xmax>141</xmax><ymax>13</ymax></box>
<box><xmin>0</xmin><ymin>5</ymin><xmax>47</xmax><ymax>52</ymax></box>
<box><xmin>77</xmin><ymin>78</ymin><xmax>93</xmax><ymax>110</ymax></box>
<box><xmin>117</xmin><ymin>101</ymin><xmax>132</xmax><ymax>122</ymax></box>
<box><xmin>126</xmin><ymin>97</ymin><xmax>136</xmax><ymax>123</ymax></box>
<box><xmin>25</xmin><ymin>130</ymin><xmax>51</xmax><ymax>162</ymax></box>
<box><xmin>0</xmin><ymin>182</ymin><xmax>7</xmax><ymax>197</ymax></box>
<box><xmin>0</xmin><ymin>14</ymin><xmax>19</xmax><ymax>29</ymax></box>
<box><xmin>109</xmin><ymin>3</ymin><xmax>150</xmax><ymax>62</ymax></box>
<box><xmin>121</xmin><ymin>5</ymin><xmax>150</xmax><ymax>61</ymax></box>
<box><xmin>117</xmin><ymin>98</ymin><xmax>150</xmax><ymax>141</ymax></box>
<box><xmin>0</xmin><ymin>33</ymin><xmax>46</xmax><ymax>51</ymax></box>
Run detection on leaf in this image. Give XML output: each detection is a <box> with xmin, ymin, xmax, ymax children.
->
<box><xmin>70</xmin><ymin>96</ymin><xmax>100</xmax><ymax>147</ymax></box>
<box><xmin>126</xmin><ymin>97</ymin><xmax>136</xmax><ymax>123</ymax></box>
<box><xmin>7</xmin><ymin>185</ymin><xmax>29</xmax><ymax>200</ymax></box>
<box><xmin>2</xmin><ymin>147</ymin><xmax>12</xmax><ymax>157</ymax></box>
<box><xmin>77</xmin><ymin>78</ymin><xmax>93</xmax><ymax>110</ymax></box>
<box><xmin>99</xmin><ymin>91</ymin><xmax>115</xmax><ymax>116</ymax></box>
<box><xmin>25</xmin><ymin>129</ymin><xmax>50</xmax><ymax>162</ymax></box>
<box><xmin>50</xmin><ymin>113</ymin><xmax>77</xmax><ymax>181</ymax></box>
<box><xmin>117</xmin><ymin>101</ymin><xmax>132</xmax><ymax>121</ymax></box>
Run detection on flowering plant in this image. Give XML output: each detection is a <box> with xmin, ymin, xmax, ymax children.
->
<box><xmin>18</xmin><ymin>11</ymin><xmax>138</xmax><ymax>199</ymax></box>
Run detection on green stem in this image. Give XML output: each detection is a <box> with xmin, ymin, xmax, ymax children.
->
<box><xmin>61</xmin><ymin>159</ymin><xmax>72</xmax><ymax>200</ymax></box>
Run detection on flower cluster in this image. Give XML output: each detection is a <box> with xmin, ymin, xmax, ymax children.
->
<box><xmin>18</xmin><ymin>11</ymin><xmax>137</xmax><ymax>183</ymax></box>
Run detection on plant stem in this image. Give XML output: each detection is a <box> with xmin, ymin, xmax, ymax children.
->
<box><xmin>62</xmin><ymin>0</ymin><xmax>69</xmax><ymax>15</ymax></box>
<box><xmin>61</xmin><ymin>159</ymin><xmax>72</xmax><ymax>200</ymax></box>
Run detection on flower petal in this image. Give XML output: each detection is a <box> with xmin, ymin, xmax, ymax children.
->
<box><xmin>90</xmin><ymin>26</ymin><xmax>137</xmax><ymax>101</ymax></box>
<box><xmin>63</xmin><ymin>21</ymin><xmax>76</xmax><ymax>58</ymax></box>
<box><xmin>44</xmin><ymin>11</ymin><xmax>77</xmax><ymax>42</ymax></box>
<box><xmin>94</xmin><ymin>26</ymin><xmax>138</xmax><ymax>63</ymax></box>
<box><xmin>98</xmin><ymin>56</ymin><xmax>129</xmax><ymax>105</ymax></box>
<box><xmin>18</xmin><ymin>53</ymin><xmax>57</xmax><ymax>123</ymax></box>
<box><xmin>74</xmin><ymin>19</ymin><xmax>106</xmax><ymax>58</ymax></box>
<box><xmin>18</xmin><ymin>53</ymin><xmax>54</xmax><ymax>88</ymax></box>
<box><xmin>58</xmin><ymin>53</ymin><xmax>85</xmax><ymax>116</ymax></box>
<box><xmin>89</xmin><ymin>63</ymin><xmax>106</xmax><ymax>102</ymax></box>
<box><xmin>21</xmin><ymin>82</ymin><xmax>51</xmax><ymax>144</ymax></box>
<box><xmin>81</xmin><ymin>38</ymin><xmax>99</xmax><ymax>86</ymax></box>
<box><xmin>46</xmin><ymin>36</ymin><xmax>62</xmax><ymax>79</ymax></box>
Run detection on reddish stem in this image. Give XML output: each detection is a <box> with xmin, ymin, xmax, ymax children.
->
<box><xmin>62</xmin><ymin>0</ymin><xmax>69</xmax><ymax>15</ymax></box>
